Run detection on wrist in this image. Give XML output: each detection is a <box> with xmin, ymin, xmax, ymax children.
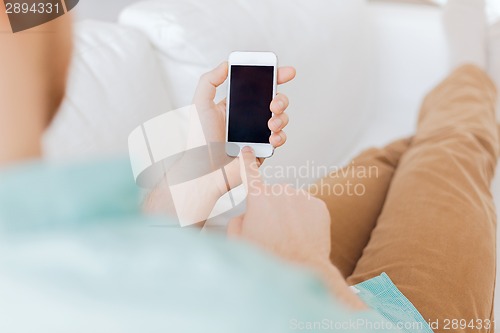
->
<box><xmin>313</xmin><ymin>260</ymin><xmax>368</xmax><ymax>311</ymax></box>
<box><xmin>217</xmin><ymin>157</ymin><xmax>242</xmax><ymax>196</ymax></box>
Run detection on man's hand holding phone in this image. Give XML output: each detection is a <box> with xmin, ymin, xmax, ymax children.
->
<box><xmin>193</xmin><ymin>61</ymin><xmax>294</xmax><ymax>148</ymax></box>
<box><xmin>146</xmin><ymin>60</ymin><xmax>295</xmax><ymax>219</ymax></box>
<box><xmin>193</xmin><ymin>60</ymin><xmax>295</xmax><ymax>196</ymax></box>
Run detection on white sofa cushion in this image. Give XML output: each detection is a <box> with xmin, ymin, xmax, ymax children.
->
<box><xmin>44</xmin><ymin>20</ymin><xmax>173</xmax><ymax>161</ymax></box>
<box><xmin>349</xmin><ymin>2</ymin><xmax>450</xmax><ymax>156</ymax></box>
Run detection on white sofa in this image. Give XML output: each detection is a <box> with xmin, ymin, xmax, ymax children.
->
<box><xmin>43</xmin><ymin>0</ymin><xmax>500</xmax><ymax>322</ymax></box>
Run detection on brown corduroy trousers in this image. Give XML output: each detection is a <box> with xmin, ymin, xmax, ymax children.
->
<box><xmin>314</xmin><ymin>65</ymin><xmax>499</xmax><ymax>332</ymax></box>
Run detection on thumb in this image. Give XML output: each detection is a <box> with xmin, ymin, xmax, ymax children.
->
<box><xmin>193</xmin><ymin>62</ymin><xmax>228</xmax><ymax>107</ymax></box>
<box><xmin>239</xmin><ymin>146</ymin><xmax>263</xmax><ymax>196</ymax></box>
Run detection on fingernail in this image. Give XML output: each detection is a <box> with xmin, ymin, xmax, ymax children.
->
<box><xmin>273</xmin><ymin>118</ymin><xmax>283</xmax><ymax>128</ymax></box>
<box><xmin>242</xmin><ymin>146</ymin><xmax>254</xmax><ymax>153</ymax></box>
<box><xmin>278</xmin><ymin>101</ymin><xmax>285</xmax><ymax>109</ymax></box>
<box><xmin>274</xmin><ymin>135</ymin><xmax>283</xmax><ymax>144</ymax></box>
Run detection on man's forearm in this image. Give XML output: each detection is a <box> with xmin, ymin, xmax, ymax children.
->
<box><xmin>314</xmin><ymin>261</ymin><xmax>367</xmax><ymax>311</ymax></box>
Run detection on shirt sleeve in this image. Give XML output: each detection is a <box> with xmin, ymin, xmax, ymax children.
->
<box><xmin>0</xmin><ymin>220</ymin><xmax>404</xmax><ymax>333</ymax></box>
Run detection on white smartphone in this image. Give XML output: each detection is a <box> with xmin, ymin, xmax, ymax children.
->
<box><xmin>226</xmin><ymin>51</ymin><xmax>278</xmax><ymax>158</ymax></box>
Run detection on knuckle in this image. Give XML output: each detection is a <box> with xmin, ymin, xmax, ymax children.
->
<box><xmin>280</xmin><ymin>94</ymin><xmax>289</xmax><ymax>104</ymax></box>
<box><xmin>317</xmin><ymin>198</ymin><xmax>328</xmax><ymax>210</ymax></box>
<box><xmin>200</xmin><ymin>72</ymin><xmax>211</xmax><ymax>83</ymax></box>
<box><xmin>280</xmin><ymin>113</ymin><xmax>289</xmax><ymax>123</ymax></box>
<box><xmin>310</xmin><ymin>196</ymin><xmax>326</xmax><ymax>208</ymax></box>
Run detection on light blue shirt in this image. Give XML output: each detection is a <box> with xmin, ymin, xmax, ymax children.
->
<box><xmin>0</xmin><ymin>159</ymin><xmax>429</xmax><ymax>332</ymax></box>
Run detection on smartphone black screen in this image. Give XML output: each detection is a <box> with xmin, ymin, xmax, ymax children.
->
<box><xmin>228</xmin><ymin>65</ymin><xmax>274</xmax><ymax>144</ymax></box>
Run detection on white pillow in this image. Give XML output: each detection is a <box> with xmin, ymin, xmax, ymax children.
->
<box><xmin>44</xmin><ymin>20</ymin><xmax>173</xmax><ymax>161</ymax></box>
<box><xmin>348</xmin><ymin>2</ymin><xmax>450</xmax><ymax>158</ymax></box>
<box><xmin>119</xmin><ymin>0</ymin><xmax>375</xmax><ymax>185</ymax></box>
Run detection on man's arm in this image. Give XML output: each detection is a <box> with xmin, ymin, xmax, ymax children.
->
<box><xmin>0</xmin><ymin>7</ymin><xmax>72</xmax><ymax>164</ymax></box>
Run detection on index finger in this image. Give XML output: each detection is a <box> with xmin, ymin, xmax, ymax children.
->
<box><xmin>193</xmin><ymin>62</ymin><xmax>228</xmax><ymax>107</ymax></box>
<box><xmin>277</xmin><ymin>66</ymin><xmax>296</xmax><ymax>85</ymax></box>
<box><xmin>239</xmin><ymin>146</ymin><xmax>264</xmax><ymax>195</ymax></box>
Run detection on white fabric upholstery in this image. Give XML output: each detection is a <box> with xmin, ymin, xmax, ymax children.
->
<box><xmin>44</xmin><ymin>21</ymin><xmax>173</xmax><ymax>160</ymax></box>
